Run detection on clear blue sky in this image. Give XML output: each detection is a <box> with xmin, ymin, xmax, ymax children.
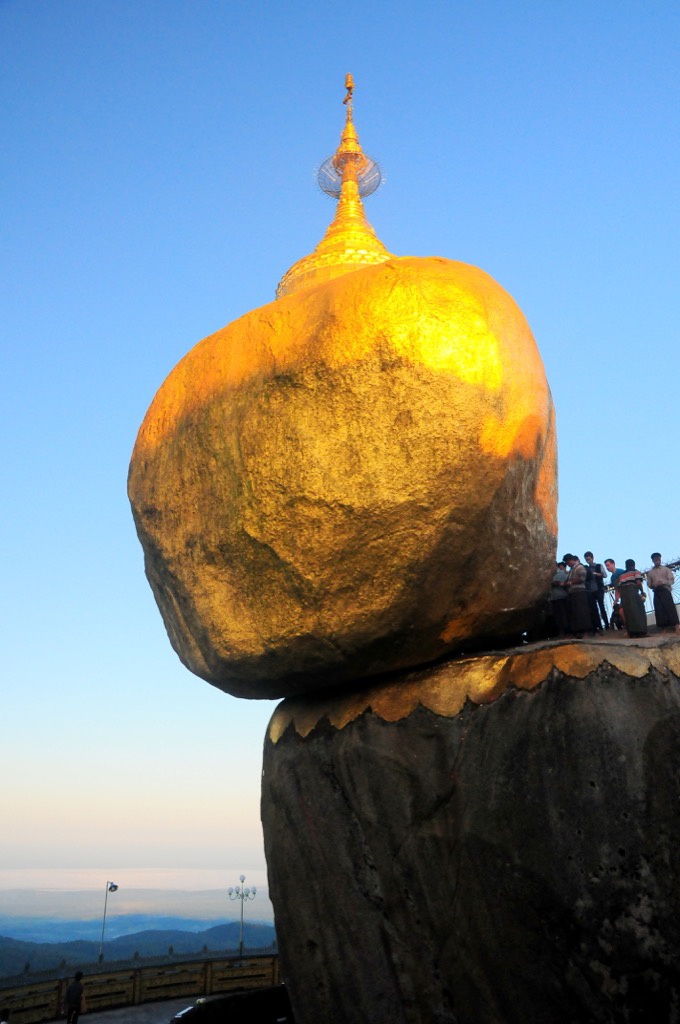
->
<box><xmin>2</xmin><ymin>0</ymin><xmax>679</xmax><ymax>910</ymax></box>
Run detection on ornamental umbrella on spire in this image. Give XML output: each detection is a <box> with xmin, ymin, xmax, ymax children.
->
<box><xmin>276</xmin><ymin>74</ymin><xmax>394</xmax><ymax>298</ymax></box>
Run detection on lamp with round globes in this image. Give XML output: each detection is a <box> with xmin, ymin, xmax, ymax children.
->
<box><xmin>227</xmin><ymin>874</ymin><xmax>257</xmax><ymax>958</ymax></box>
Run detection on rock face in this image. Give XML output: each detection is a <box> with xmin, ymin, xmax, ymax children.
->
<box><xmin>262</xmin><ymin>639</ymin><xmax>680</xmax><ymax>1024</ymax></box>
<box><xmin>129</xmin><ymin>257</ymin><xmax>556</xmax><ymax>699</ymax></box>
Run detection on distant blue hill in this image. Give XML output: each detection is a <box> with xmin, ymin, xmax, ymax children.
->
<box><xmin>0</xmin><ymin>920</ymin><xmax>276</xmax><ymax>980</ymax></box>
<box><xmin>0</xmin><ymin>914</ymin><xmax>250</xmax><ymax>944</ymax></box>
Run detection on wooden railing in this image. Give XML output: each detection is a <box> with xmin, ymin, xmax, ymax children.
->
<box><xmin>0</xmin><ymin>953</ymin><xmax>281</xmax><ymax>1024</ymax></box>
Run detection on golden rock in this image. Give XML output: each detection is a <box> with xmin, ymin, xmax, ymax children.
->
<box><xmin>129</xmin><ymin>252</ymin><xmax>556</xmax><ymax>698</ymax></box>
<box><xmin>128</xmin><ymin>79</ymin><xmax>557</xmax><ymax>699</ymax></box>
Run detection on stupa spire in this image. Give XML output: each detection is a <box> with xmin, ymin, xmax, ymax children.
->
<box><xmin>276</xmin><ymin>74</ymin><xmax>394</xmax><ymax>299</ymax></box>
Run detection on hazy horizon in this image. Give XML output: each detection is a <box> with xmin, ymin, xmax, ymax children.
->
<box><xmin>0</xmin><ymin>869</ymin><xmax>274</xmax><ymax>925</ymax></box>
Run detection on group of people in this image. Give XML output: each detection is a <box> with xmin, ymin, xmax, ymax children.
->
<box><xmin>550</xmin><ymin>551</ymin><xmax>680</xmax><ymax>640</ymax></box>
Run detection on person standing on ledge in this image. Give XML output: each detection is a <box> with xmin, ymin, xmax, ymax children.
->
<box><xmin>584</xmin><ymin>551</ymin><xmax>607</xmax><ymax>631</ymax></box>
<box><xmin>64</xmin><ymin>971</ymin><xmax>87</xmax><ymax>1023</ymax></box>
<box><xmin>604</xmin><ymin>558</ymin><xmax>624</xmax><ymax>629</ymax></box>
<box><xmin>550</xmin><ymin>560</ymin><xmax>570</xmax><ymax>637</ymax></box>
<box><xmin>617</xmin><ymin>559</ymin><xmax>648</xmax><ymax>638</ymax></box>
<box><xmin>647</xmin><ymin>553</ymin><xmax>680</xmax><ymax>635</ymax></box>
<box><xmin>563</xmin><ymin>554</ymin><xmax>591</xmax><ymax>638</ymax></box>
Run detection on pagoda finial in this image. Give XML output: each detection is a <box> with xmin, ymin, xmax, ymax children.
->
<box><xmin>276</xmin><ymin>74</ymin><xmax>393</xmax><ymax>299</ymax></box>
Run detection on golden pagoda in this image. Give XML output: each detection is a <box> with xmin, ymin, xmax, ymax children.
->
<box><xmin>129</xmin><ymin>75</ymin><xmax>557</xmax><ymax>700</ymax></box>
<box><xmin>276</xmin><ymin>74</ymin><xmax>394</xmax><ymax>298</ymax></box>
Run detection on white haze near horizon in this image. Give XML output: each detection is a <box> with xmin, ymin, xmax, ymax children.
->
<box><xmin>0</xmin><ymin>868</ymin><xmax>274</xmax><ymax>924</ymax></box>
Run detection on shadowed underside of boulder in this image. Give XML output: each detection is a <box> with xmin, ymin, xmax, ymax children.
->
<box><xmin>262</xmin><ymin>639</ymin><xmax>680</xmax><ymax>1024</ymax></box>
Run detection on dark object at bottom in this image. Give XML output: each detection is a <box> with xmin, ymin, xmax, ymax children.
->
<box><xmin>171</xmin><ymin>986</ymin><xmax>294</xmax><ymax>1023</ymax></box>
<box><xmin>263</xmin><ymin>645</ymin><xmax>680</xmax><ymax>1023</ymax></box>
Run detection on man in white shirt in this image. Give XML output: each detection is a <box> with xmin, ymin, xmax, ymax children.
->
<box><xmin>647</xmin><ymin>553</ymin><xmax>680</xmax><ymax>634</ymax></box>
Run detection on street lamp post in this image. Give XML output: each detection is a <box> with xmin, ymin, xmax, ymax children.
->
<box><xmin>227</xmin><ymin>874</ymin><xmax>257</xmax><ymax>957</ymax></box>
<box><xmin>99</xmin><ymin>881</ymin><xmax>119</xmax><ymax>961</ymax></box>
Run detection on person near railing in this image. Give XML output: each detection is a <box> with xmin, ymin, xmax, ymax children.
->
<box><xmin>617</xmin><ymin>560</ymin><xmax>648</xmax><ymax>638</ymax></box>
<box><xmin>563</xmin><ymin>554</ymin><xmax>592</xmax><ymax>638</ymax></box>
<box><xmin>550</xmin><ymin>561</ymin><xmax>570</xmax><ymax>638</ymax></box>
<box><xmin>647</xmin><ymin>553</ymin><xmax>680</xmax><ymax>635</ymax></box>
<box><xmin>604</xmin><ymin>559</ymin><xmax>625</xmax><ymax>629</ymax></box>
<box><xmin>584</xmin><ymin>552</ymin><xmax>608</xmax><ymax>631</ymax></box>
<box><xmin>63</xmin><ymin>971</ymin><xmax>87</xmax><ymax>1023</ymax></box>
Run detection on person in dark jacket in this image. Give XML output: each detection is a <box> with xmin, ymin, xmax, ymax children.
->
<box><xmin>550</xmin><ymin>561</ymin><xmax>570</xmax><ymax>637</ymax></box>
<box><xmin>617</xmin><ymin>559</ymin><xmax>648</xmax><ymax>638</ymax></box>
<box><xmin>584</xmin><ymin>551</ymin><xmax>607</xmax><ymax>631</ymax></box>
<box><xmin>563</xmin><ymin>553</ymin><xmax>591</xmax><ymax>637</ymax></box>
<box><xmin>64</xmin><ymin>971</ymin><xmax>86</xmax><ymax>1023</ymax></box>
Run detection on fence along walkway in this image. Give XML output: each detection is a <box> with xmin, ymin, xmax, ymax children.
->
<box><xmin>0</xmin><ymin>954</ymin><xmax>280</xmax><ymax>1024</ymax></box>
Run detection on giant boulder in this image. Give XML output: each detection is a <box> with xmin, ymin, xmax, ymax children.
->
<box><xmin>129</xmin><ymin>257</ymin><xmax>556</xmax><ymax>698</ymax></box>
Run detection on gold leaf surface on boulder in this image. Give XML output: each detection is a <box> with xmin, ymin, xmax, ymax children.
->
<box><xmin>128</xmin><ymin>256</ymin><xmax>557</xmax><ymax>698</ymax></box>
